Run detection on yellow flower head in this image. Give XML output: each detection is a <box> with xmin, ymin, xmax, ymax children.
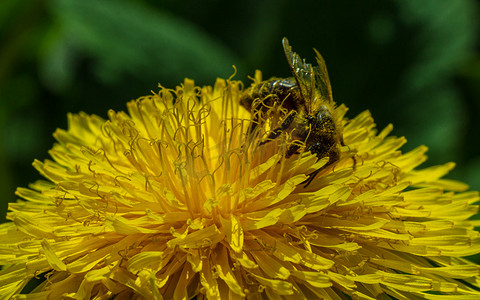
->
<box><xmin>1</xmin><ymin>74</ymin><xmax>480</xmax><ymax>299</ymax></box>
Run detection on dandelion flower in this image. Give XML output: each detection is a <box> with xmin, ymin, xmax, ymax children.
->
<box><xmin>1</xmin><ymin>74</ymin><xmax>480</xmax><ymax>299</ymax></box>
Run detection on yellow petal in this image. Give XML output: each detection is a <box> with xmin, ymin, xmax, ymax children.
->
<box><xmin>291</xmin><ymin>270</ymin><xmax>332</xmax><ymax>288</ymax></box>
<box><xmin>167</xmin><ymin>225</ymin><xmax>224</xmax><ymax>249</ymax></box>
<box><xmin>41</xmin><ymin>239</ymin><xmax>66</xmax><ymax>271</ymax></box>
<box><xmin>248</xmin><ymin>272</ymin><xmax>293</xmax><ymax>295</ymax></box>
<box><xmin>220</xmin><ymin>215</ymin><xmax>244</xmax><ymax>253</ymax></box>
<box><xmin>215</xmin><ymin>246</ymin><xmax>245</xmax><ymax>297</ymax></box>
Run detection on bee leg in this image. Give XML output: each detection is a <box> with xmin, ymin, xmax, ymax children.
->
<box><xmin>340</xmin><ymin>136</ymin><xmax>357</xmax><ymax>169</ymax></box>
<box><xmin>285</xmin><ymin>143</ymin><xmax>300</xmax><ymax>158</ymax></box>
<box><xmin>303</xmin><ymin>168</ymin><xmax>321</xmax><ymax>187</ymax></box>
<box><xmin>303</xmin><ymin>157</ymin><xmax>332</xmax><ymax>187</ymax></box>
<box><xmin>302</xmin><ymin>146</ymin><xmax>338</xmax><ymax>187</ymax></box>
<box><xmin>259</xmin><ymin>111</ymin><xmax>297</xmax><ymax>145</ymax></box>
<box><xmin>247</xmin><ymin>116</ymin><xmax>260</xmax><ymax>136</ymax></box>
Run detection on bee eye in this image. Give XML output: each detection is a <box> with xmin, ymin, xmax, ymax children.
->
<box><xmin>316</xmin><ymin>105</ymin><xmax>332</xmax><ymax>122</ymax></box>
<box><xmin>316</xmin><ymin>112</ymin><xmax>325</xmax><ymax>122</ymax></box>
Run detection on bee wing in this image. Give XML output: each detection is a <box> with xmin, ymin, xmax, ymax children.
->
<box><xmin>313</xmin><ymin>49</ymin><xmax>333</xmax><ymax>104</ymax></box>
<box><xmin>282</xmin><ymin>37</ymin><xmax>316</xmax><ymax>112</ymax></box>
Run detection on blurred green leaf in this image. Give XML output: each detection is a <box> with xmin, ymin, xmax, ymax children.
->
<box><xmin>463</xmin><ymin>158</ymin><xmax>480</xmax><ymax>191</ymax></box>
<box><xmin>38</xmin><ymin>28</ymin><xmax>77</xmax><ymax>93</ymax></box>
<box><xmin>390</xmin><ymin>0</ymin><xmax>477</xmax><ymax>167</ymax></box>
<box><xmin>397</xmin><ymin>0</ymin><xmax>477</xmax><ymax>91</ymax></box>
<box><xmin>50</xmin><ymin>0</ymin><xmax>240</xmax><ymax>87</ymax></box>
<box><xmin>0</xmin><ymin>0</ymin><xmax>21</xmax><ymax>30</ymax></box>
<box><xmin>399</xmin><ymin>83</ymin><xmax>465</xmax><ymax>164</ymax></box>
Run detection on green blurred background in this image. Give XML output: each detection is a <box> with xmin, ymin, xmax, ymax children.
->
<box><xmin>1</xmin><ymin>0</ymin><xmax>479</xmax><ymax>226</ymax></box>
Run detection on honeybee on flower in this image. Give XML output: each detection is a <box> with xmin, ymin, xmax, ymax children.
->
<box><xmin>0</xmin><ymin>39</ymin><xmax>479</xmax><ymax>299</ymax></box>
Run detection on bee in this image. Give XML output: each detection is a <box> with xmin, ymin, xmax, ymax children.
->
<box><xmin>240</xmin><ymin>37</ymin><xmax>347</xmax><ymax>185</ymax></box>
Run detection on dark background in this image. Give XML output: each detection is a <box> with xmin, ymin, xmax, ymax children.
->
<box><xmin>1</xmin><ymin>0</ymin><xmax>479</xmax><ymax>235</ymax></box>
